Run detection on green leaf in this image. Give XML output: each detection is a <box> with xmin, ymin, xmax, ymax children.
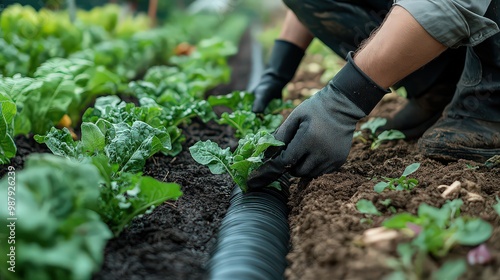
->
<box><xmin>81</xmin><ymin>122</ymin><xmax>105</xmax><ymax>154</ymax></box>
<box><xmin>383</xmin><ymin>213</ymin><xmax>418</xmax><ymax>228</ymax></box>
<box><xmin>453</xmin><ymin>218</ymin><xmax>492</xmax><ymax>245</ymax></box>
<box><xmin>189</xmin><ymin>140</ymin><xmax>233</xmax><ymax>175</ymax></box>
<box><xmin>207</xmin><ymin>90</ymin><xmax>254</xmax><ymax>111</ymax></box>
<box><xmin>374</xmin><ymin>181</ymin><xmax>390</xmax><ymax>193</ymax></box>
<box><xmin>360</xmin><ymin>117</ymin><xmax>387</xmax><ymax>135</ymax></box>
<box><xmin>23</xmin><ymin>74</ymin><xmax>77</xmax><ymax>135</ymax></box>
<box><xmin>0</xmin><ymin>100</ymin><xmax>17</xmax><ymax>164</ymax></box>
<box><xmin>432</xmin><ymin>259</ymin><xmax>467</xmax><ymax>280</ymax></box>
<box><xmin>34</xmin><ymin>127</ymin><xmax>78</xmax><ymax>158</ymax></box>
<box><xmin>402</xmin><ymin>163</ymin><xmax>420</xmax><ymax>176</ymax></box>
<box><xmin>356</xmin><ymin>199</ymin><xmax>382</xmax><ymax>216</ymax></box>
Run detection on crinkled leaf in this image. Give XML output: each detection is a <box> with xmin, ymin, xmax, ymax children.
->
<box><xmin>34</xmin><ymin>127</ymin><xmax>78</xmax><ymax>158</ymax></box>
<box><xmin>189</xmin><ymin>140</ymin><xmax>232</xmax><ymax>175</ymax></box>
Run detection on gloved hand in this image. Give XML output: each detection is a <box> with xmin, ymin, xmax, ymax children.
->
<box><xmin>247</xmin><ymin>52</ymin><xmax>389</xmax><ymax>189</ymax></box>
<box><xmin>252</xmin><ymin>40</ymin><xmax>305</xmax><ymax>113</ymax></box>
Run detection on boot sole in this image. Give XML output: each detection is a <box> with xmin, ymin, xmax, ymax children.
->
<box><xmin>419</xmin><ymin>139</ymin><xmax>500</xmax><ymax>163</ymax></box>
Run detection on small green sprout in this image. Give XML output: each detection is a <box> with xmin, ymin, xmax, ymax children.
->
<box><xmin>353</xmin><ymin>117</ymin><xmax>405</xmax><ymax>149</ymax></box>
<box><xmin>374</xmin><ymin>163</ymin><xmax>420</xmax><ymax>193</ymax></box>
<box><xmin>356</xmin><ymin>199</ymin><xmax>382</xmax><ymax>216</ymax></box>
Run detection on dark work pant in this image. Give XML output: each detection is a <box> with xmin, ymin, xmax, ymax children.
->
<box><xmin>284</xmin><ymin>0</ymin><xmax>500</xmax><ymax>122</ymax></box>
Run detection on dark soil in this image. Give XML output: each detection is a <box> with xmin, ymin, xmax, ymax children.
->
<box><xmin>93</xmin><ymin>120</ymin><xmax>236</xmax><ymax>280</ymax></box>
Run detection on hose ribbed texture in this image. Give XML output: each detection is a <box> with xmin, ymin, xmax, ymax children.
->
<box><xmin>208</xmin><ymin>174</ymin><xmax>291</xmax><ymax>280</ymax></box>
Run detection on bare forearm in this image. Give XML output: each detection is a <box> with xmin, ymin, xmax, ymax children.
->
<box><xmin>278</xmin><ymin>10</ymin><xmax>314</xmax><ymax>50</ymax></box>
<box><xmin>354</xmin><ymin>6</ymin><xmax>447</xmax><ymax>89</ymax></box>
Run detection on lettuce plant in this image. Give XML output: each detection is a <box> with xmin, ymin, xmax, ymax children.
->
<box><xmin>83</xmin><ymin>96</ymin><xmax>185</xmax><ymax>156</ymax></box>
<box><xmin>0</xmin><ymin>154</ymin><xmax>112</xmax><ymax>280</ymax></box>
<box><xmin>0</xmin><ymin>95</ymin><xmax>16</xmax><ymax>164</ymax></box>
<box><xmin>207</xmin><ymin>91</ymin><xmax>293</xmax><ymax>138</ymax></box>
<box><xmin>189</xmin><ymin>131</ymin><xmax>284</xmax><ymax>192</ymax></box>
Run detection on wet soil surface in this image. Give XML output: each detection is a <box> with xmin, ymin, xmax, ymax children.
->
<box><xmin>284</xmin><ymin>57</ymin><xmax>500</xmax><ymax>280</ymax></box>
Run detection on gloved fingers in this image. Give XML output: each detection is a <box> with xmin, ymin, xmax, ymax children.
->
<box><xmin>252</xmin><ymin>93</ymin><xmax>270</xmax><ymax>113</ymax></box>
<box><xmin>247</xmin><ymin>155</ymin><xmax>287</xmax><ymax>190</ymax></box>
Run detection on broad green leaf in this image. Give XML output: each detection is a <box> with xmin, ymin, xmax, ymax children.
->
<box><xmin>189</xmin><ymin>140</ymin><xmax>232</xmax><ymax>175</ymax></box>
<box><xmin>453</xmin><ymin>218</ymin><xmax>492</xmax><ymax>245</ymax></box>
<box><xmin>383</xmin><ymin>213</ymin><xmax>418</xmax><ymax>229</ymax></box>
<box><xmin>34</xmin><ymin>127</ymin><xmax>78</xmax><ymax>158</ymax></box>
<box><xmin>431</xmin><ymin>259</ymin><xmax>467</xmax><ymax>280</ymax></box>
<box><xmin>356</xmin><ymin>199</ymin><xmax>381</xmax><ymax>216</ymax></box>
<box><xmin>360</xmin><ymin>117</ymin><xmax>387</xmax><ymax>135</ymax></box>
<box><xmin>374</xmin><ymin>181</ymin><xmax>389</xmax><ymax>193</ymax></box>
<box><xmin>81</xmin><ymin>122</ymin><xmax>105</xmax><ymax>154</ymax></box>
<box><xmin>0</xmin><ymin>100</ymin><xmax>17</xmax><ymax>164</ymax></box>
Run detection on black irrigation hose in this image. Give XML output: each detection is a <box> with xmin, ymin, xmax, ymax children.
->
<box><xmin>208</xmin><ymin>174</ymin><xmax>292</xmax><ymax>280</ymax></box>
<box><xmin>208</xmin><ymin>23</ymin><xmax>291</xmax><ymax>280</ymax></box>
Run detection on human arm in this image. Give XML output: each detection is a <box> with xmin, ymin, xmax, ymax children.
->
<box><xmin>252</xmin><ymin>10</ymin><xmax>314</xmax><ymax>113</ymax></box>
<box><xmin>247</xmin><ymin>6</ymin><xmax>448</xmax><ymax>188</ymax></box>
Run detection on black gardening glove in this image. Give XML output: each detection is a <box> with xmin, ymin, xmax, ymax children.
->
<box><xmin>247</xmin><ymin>52</ymin><xmax>390</xmax><ymax>189</ymax></box>
<box><xmin>252</xmin><ymin>40</ymin><xmax>305</xmax><ymax>113</ymax></box>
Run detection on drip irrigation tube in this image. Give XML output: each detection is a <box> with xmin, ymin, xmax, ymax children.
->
<box><xmin>208</xmin><ymin>175</ymin><xmax>291</xmax><ymax>280</ymax></box>
<box><xmin>207</xmin><ymin>23</ymin><xmax>291</xmax><ymax>280</ymax></box>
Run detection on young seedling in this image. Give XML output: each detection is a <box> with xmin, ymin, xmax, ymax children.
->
<box><xmin>353</xmin><ymin>117</ymin><xmax>405</xmax><ymax>149</ymax></box>
<box><xmin>208</xmin><ymin>91</ymin><xmax>293</xmax><ymax>138</ymax></box>
<box><xmin>374</xmin><ymin>163</ymin><xmax>420</xmax><ymax>193</ymax></box>
<box><xmin>356</xmin><ymin>199</ymin><xmax>381</xmax><ymax>225</ymax></box>
<box><xmin>383</xmin><ymin>199</ymin><xmax>493</xmax><ymax>257</ymax></box>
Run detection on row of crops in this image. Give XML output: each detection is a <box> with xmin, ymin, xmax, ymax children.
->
<box><xmin>0</xmin><ymin>4</ymin><xmax>281</xmax><ymax>279</ymax></box>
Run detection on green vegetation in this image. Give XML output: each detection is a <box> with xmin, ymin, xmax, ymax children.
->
<box><xmin>374</xmin><ymin>163</ymin><xmax>420</xmax><ymax>193</ymax></box>
<box><xmin>354</xmin><ymin>117</ymin><xmax>406</xmax><ymax>150</ymax></box>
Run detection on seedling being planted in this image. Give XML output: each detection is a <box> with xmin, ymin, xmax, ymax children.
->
<box><xmin>189</xmin><ymin>131</ymin><xmax>284</xmax><ymax>192</ymax></box>
<box><xmin>374</xmin><ymin>163</ymin><xmax>420</xmax><ymax>193</ymax></box>
<box><xmin>353</xmin><ymin>117</ymin><xmax>405</xmax><ymax>149</ymax></box>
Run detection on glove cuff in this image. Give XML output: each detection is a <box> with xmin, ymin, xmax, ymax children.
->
<box><xmin>261</xmin><ymin>39</ymin><xmax>305</xmax><ymax>85</ymax></box>
<box><xmin>331</xmin><ymin>51</ymin><xmax>390</xmax><ymax>115</ymax></box>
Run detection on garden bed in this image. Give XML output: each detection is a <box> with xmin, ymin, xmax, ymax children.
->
<box><xmin>283</xmin><ymin>57</ymin><xmax>500</xmax><ymax>280</ymax></box>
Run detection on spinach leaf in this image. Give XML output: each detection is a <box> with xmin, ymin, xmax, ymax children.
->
<box><xmin>189</xmin><ymin>131</ymin><xmax>284</xmax><ymax>192</ymax></box>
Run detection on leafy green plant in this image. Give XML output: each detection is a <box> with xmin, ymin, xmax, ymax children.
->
<box><xmin>207</xmin><ymin>91</ymin><xmax>293</xmax><ymax>138</ymax></box>
<box><xmin>189</xmin><ymin>131</ymin><xmax>284</xmax><ymax>192</ymax></box>
<box><xmin>90</xmin><ymin>155</ymin><xmax>182</xmax><ymax>234</ymax></box>
<box><xmin>83</xmin><ymin>96</ymin><xmax>185</xmax><ymax>156</ymax></box>
<box><xmin>374</xmin><ymin>163</ymin><xmax>420</xmax><ymax>193</ymax></box>
<box><xmin>353</xmin><ymin>117</ymin><xmax>405</xmax><ymax>149</ymax></box>
<box><xmin>35</xmin><ymin>119</ymin><xmax>171</xmax><ymax>173</ymax></box>
<box><xmin>0</xmin><ymin>154</ymin><xmax>112</xmax><ymax>280</ymax></box>
<box><xmin>0</xmin><ymin>95</ymin><xmax>17</xmax><ymax>164</ymax></box>
<box><xmin>35</xmin><ymin>122</ymin><xmax>183</xmax><ymax>235</ymax></box>
<box><xmin>384</xmin><ymin>199</ymin><xmax>492</xmax><ymax>257</ymax></box>
<box><xmin>384</xmin><ymin>199</ymin><xmax>490</xmax><ymax>280</ymax></box>
<box><xmin>0</xmin><ymin>74</ymin><xmax>76</xmax><ymax>135</ymax></box>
